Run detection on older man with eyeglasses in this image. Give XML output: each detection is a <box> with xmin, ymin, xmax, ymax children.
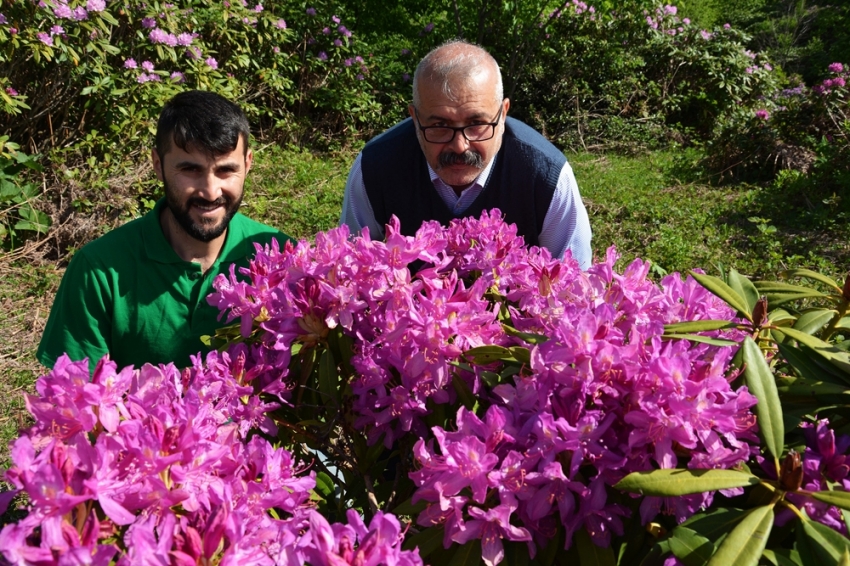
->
<box><xmin>340</xmin><ymin>39</ymin><xmax>592</xmax><ymax>269</ymax></box>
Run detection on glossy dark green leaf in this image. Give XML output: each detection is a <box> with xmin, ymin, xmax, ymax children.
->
<box><xmin>742</xmin><ymin>336</ymin><xmax>785</xmax><ymax>463</ymax></box>
<box><xmin>402</xmin><ymin>526</ymin><xmax>445</xmax><ymax>556</ymax></box>
<box><xmin>669</xmin><ymin>527</ymin><xmax>714</xmax><ymax>566</ymax></box>
<box><xmin>615</xmin><ymin>469</ymin><xmax>759</xmax><ymax>496</ymax></box>
<box><xmin>392</xmin><ymin>497</ymin><xmax>428</xmax><ymax>517</ymax></box>
<box><xmin>678</xmin><ymin>508</ymin><xmax>747</xmax><ymax>541</ymax></box>
<box><xmin>706</xmin><ymin>504</ymin><xmax>773</xmax><ymax>566</ymax></box>
<box><xmin>452</xmin><ymin>374</ymin><xmax>476</xmax><ymax>411</ymax></box>
<box><xmin>728</xmin><ymin>269</ymin><xmax>760</xmax><ymax>313</ymax></box>
<box><xmin>755</xmin><ymin>281</ymin><xmax>830</xmax><ymax>294</ymax></box>
<box><xmin>463</xmin><ymin>345</ymin><xmax>513</xmax><ymax>364</ymax></box>
<box><xmin>315</xmin><ymin>471</ymin><xmax>334</xmax><ymax>498</ymax></box>
<box><xmin>762</xmin><ymin>548</ymin><xmax>803</xmax><ymax>566</ymax></box>
<box><xmin>778</xmin><ymin>269</ymin><xmax>841</xmax><ymax>292</ymax></box>
<box><xmin>447</xmin><ymin>539</ymin><xmax>482</xmax><ymax>566</ymax></box>
<box><xmin>776</xmin><ymin>342</ymin><xmax>850</xmax><ymax>386</ymax></box>
<box><xmin>763</xmin><ymin>292</ymin><xmax>829</xmax><ymax>307</ymax></box>
<box><xmin>798</xmin><ymin>515</ymin><xmax>850</xmax><ymax>562</ymax></box>
<box><xmin>794</xmin><ymin>310</ymin><xmax>839</xmax><ymax>335</ymax></box>
<box><xmin>690</xmin><ymin>272</ymin><xmax>753</xmax><ymax>322</ymax></box>
<box><xmin>841</xmin><ymin>548</ymin><xmax>850</xmax><ymax>566</ymax></box>
<box><xmin>509</xmin><ymin>346</ymin><xmax>531</xmax><ymax>365</ymax></box>
<box><xmin>662</xmin><ymin>333</ymin><xmax>739</xmax><ymax>347</ymax></box>
<box><xmin>811</xmin><ymin>490</ymin><xmax>850</xmax><ymax>511</ymax></box>
<box><xmin>779</xmin><ymin>327</ymin><xmax>850</xmax><ymax>375</ymax></box>
<box><xmin>503</xmin><ymin>540</ymin><xmax>531</xmax><ymax>566</ymax></box>
<box><xmin>502</xmin><ymin>324</ymin><xmax>549</xmax><ymax>344</ymax></box>
<box><xmin>575</xmin><ymin>527</ymin><xmax>616</xmax><ymax>566</ymax></box>
<box><xmin>664</xmin><ymin>320</ymin><xmax>738</xmax><ymax>333</ymax></box>
<box><xmin>318</xmin><ymin>348</ymin><xmax>338</xmax><ymax>404</ymax></box>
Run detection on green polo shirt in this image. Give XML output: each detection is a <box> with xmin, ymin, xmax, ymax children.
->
<box><xmin>37</xmin><ymin>199</ymin><xmax>292</xmax><ymax>373</ymax></box>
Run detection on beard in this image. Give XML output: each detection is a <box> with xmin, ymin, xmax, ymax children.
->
<box><xmin>438</xmin><ymin>149</ymin><xmax>485</xmax><ymax>170</ymax></box>
<box><xmin>164</xmin><ymin>179</ymin><xmax>242</xmax><ymax>243</ymax></box>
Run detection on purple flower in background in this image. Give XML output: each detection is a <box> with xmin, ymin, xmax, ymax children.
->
<box><xmin>723</xmin><ymin>23</ymin><xmax>731</xmax><ymax>29</ymax></box>
<box><xmin>37</xmin><ymin>32</ymin><xmax>53</xmax><ymax>46</ymax></box>
<box><xmin>141</xmin><ymin>17</ymin><xmax>156</xmax><ymax>28</ymax></box>
<box><xmin>275</xmin><ymin>19</ymin><xmax>286</xmax><ymax>29</ymax></box>
<box><xmin>51</xmin><ymin>24</ymin><xmax>65</xmax><ymax>35</ymax></box>
<box><xmin>318</xmin><ymin>51</ymin><xmax>328</xmax><ymax>61</ymax></box>
<box><xmin>86</xmin><ymin>0</ymin><xmax>105</xmax><ymax>12</ymax></box>
<box><xmin>322</xmin><ymin>26</ymin><xmax>330</xmax><ymax>34</ymax></box>
<box><xmin>401</xmin><ymin>48</ymin><xmax>410</xmax><ymax>55</ymax></box>
<box><xmin>176</xmin><ymin>32</ymin><xmax>193</xmax><ymax>45</ymax></box>
<box><xmin>307</xmin><ymin>37</ymin><xmax>316</xmax><ymax>44</ymax></box>
<box><xmin>344</xmin><ymin>58</ymin><xmax>353</xmax><ymax>66</ymax></box>
<box><xmin>205</xmin><ymin>56</ymin><xmax>218</xmax><ymax>69</ymax></box>
<box><xmin>53</xmin><ymin>3</ymin><xmax>73</xmax><ymax>18</ymax></box>
<box><xmin>763</xmin><ymin>63</ymin><xmax>773</xmax><ymax>71</ymax></box>
<box><xmin>356</xmin><ymin>73</ymin><xmax>364</xmax><ymax>80</ymax></box>
<box><xmin>663</xmin><ymin>4</ymin><xmax>677</xmax><ymax>15</ymax></box>
<box><xmin>5</xmin><ymin>87</ymin><xmax>18</xmax><ymax>96</ymax></box>
<box><xmin>137</xmin><ymin>73</ymin><xmax>150</xmax><ymax>83</ymax></box>
<box><xmin>338</xmin><ymin>25</ymin><xmax>350</xmax><ymax>37</ymax></box>
<box><xmin>123</xmin><ymin>58</ymin><xmax>137</xmax><ymax>68</ymax></box>
<box><xmin>355</xmin><ymin>55</ymin><xmax>363</xmax><ymax>63</ymax></box>
<box><xmin>332</xmin><ymin>15</ymin><xmax>340</xmax><ymax>23</ymax></box>
<box><xmin>829</xmin><ymin>62</ymin><xmax>844</xmax><ymax>74</ymax></box>
<box><xmin>273</xmin><ymin>46</ymin><xmax>280</xmax><ymax>53</ymax></box>
<box><xmin>72</xmin><ymin>6</ymin><xmax>88</xmax><ymax>19</ymax></box>
<box><xmin>306</xmin><ymin>7</ymin><xmax>316</xmax><ymax>16</ymax></box>
<box><xmin>141</xmin><ymin>60</ymin><xmax>154</xmax><ymax>71</ymax></box>
<box><xmin>419</xmin><ymin>22</ymin><xmax>434</xmax><ymax>36</ymax></box>
<box><xmin>170</xmin><ymin>71</ymin><xmax>185</xmax><ymax>82</ymax></box>
<box><xmin>683</xmin><ymin>17</ymin><xmax>690</xmax><ymax>24</ymax></box>
<box><xmin>402</xmin><ymin>72</ymin><xmax>410</xmax><ymax>82</ymax></box>
<box><xmin>333</xmin><ymin>39</ymin><xmax>342</xmax><ymax>47</ymax></box>
<box><xmin>755</xmin><ymin>109</ymin><xmax>769</xmax><ymax>120</ymax></box>
<box><xmin>186</xmin><ymin>46</ymin><xmax>202</xmax><ymax>59</ymax></box>
<box><xmin>0</xmin><ymin>13</ymin><xmax>7</xmax><ymax>24</ymax></box>
<box><xmin>700</xmin><ymin>30</ymin><xmax>712</xmax><ymax>40</ymax></box>
<box><xmin>254</xmin><ymin>4</ymin><xmax>263</xmax><ymax>11</ymax></box>
<box><xmin>9</xmin><ymin>27</ymin><xmax>16</xmax><ymax>34</ymax></box>
<box><xmin>835</xmin><ymin>77</ymin><xmax>847</xmax><ymax>88</ymax></box>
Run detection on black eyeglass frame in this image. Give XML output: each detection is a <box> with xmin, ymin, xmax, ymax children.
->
<box><xmin>413</xmin><ymin>104</ymin><xmax>505</xmax><ymax>144</ymax></box>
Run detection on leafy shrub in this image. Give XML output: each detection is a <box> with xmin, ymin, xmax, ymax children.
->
<box><xmin>0</xmin><ymin>139</ymin><xmax>49</xmax><ymax>248</ymax></box>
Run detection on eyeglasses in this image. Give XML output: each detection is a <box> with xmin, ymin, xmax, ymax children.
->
<box><xmin>413</xmin><ymin>105</ymin><xmax>504</xmax><ymax>144</ymax></box>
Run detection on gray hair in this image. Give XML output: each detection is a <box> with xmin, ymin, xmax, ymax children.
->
<box><xmin>412</xmin><ymin>40</ymin><xmax>504</xmax><ymax>109</ymax></box>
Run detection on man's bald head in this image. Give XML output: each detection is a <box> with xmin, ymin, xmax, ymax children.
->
<box><xmin>412</xmin><ymin>40</ymin><xmax>504</xmax><ymax>109</ymax></box>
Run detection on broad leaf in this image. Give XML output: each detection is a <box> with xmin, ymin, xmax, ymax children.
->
<box><xmin>706</xmin><ymin>504</ymin><xmax>774</xmax><ymax>566</ymax></box>
<box><xmin>464</xmin><ymin>345</ymin><xmax>514</xmax><ymax>364</ymax></box>
<box><xmin>662</xmin><ymin>333</ymin><xmax>739</xmax><ymax>347</ymax></box>
<box><xmin>452</xmin><ymin>374</ymin><xmax>476</xmax><ymax>410</ymax></box>
<box><xmin>729</xmin><ymin>269</ymin><xmax>760</xmax><ymax>313</ymax></box>
<box><xmin>742</xmin><ymin>336</ymin><xmax>785</xmax><ymax>464</ymax></box>
<box><xmin>615</xmin><ymin>469</ymin><xmax>759</xmax><ymax>496</ymax></box>
<box><xmin>763</xmin><ymin>291</ymin><xmax>829</xmax><ymax>307</ymax></box>
<box><xmin>690</xmin><ymin>272</ymin><xmax>753</xmax><ymax>322</ymax></box>
<box><xmin>392</xmin><ymin>497</ymin><xmax>428</xmax><ymax>517</ymax></box>
<box><xmin>402</xmin><ymin>526</ymin><xmax>445</xmax><ymax>556</ymax></box>
<box><xmin>318</xmin><ymin>348</ymin><xmax>338</xmax><ymax>404</ymax></box>
<box><xmin>794</xmin><ymin>309</ymin><xmax>839</xmax><ymax>335</ymax></box>
<box><xmin>798</xmin><ymin>515</ymin><xmax>850</xmax><ymax>563</ymax></box>
<box><xmin>811</xmin><ymin>489</ymin><xmax>850</xmax><ymax>511</ymax></box>
<box><xmin>575</xmin><ymin>527</ymin><xmax>616</xmax><ymax>566</ymax></box>
<box><xmin>678</xmin><ymin>507</ymin><xmax>747</xmax><ymax>541</ymax></box>
<box><xmin>664</xmin><ymin>320</ymin><xmax>738</xmax><ymax>333</ymax></box>
<box><xmin>314</xmin><ymin>471</ymin><xmax>335</xmax><ymax>498</ymax></box>
<box><xmin>776</xmin><ymin>342</ymin><xmax>850</xmax><ymax>386</ymax></box>
<box><xmin>669</xmin><ymin>527</ymin><xmax>714</xmax><ymax>566</ymax></box>
<box><xmin>779</xmin><ymin>327</ymin><xmax>850</xmax><ymax>375</ymax></box>
<box><xmin>762</xmin><ymin>548</ymin><xmax>803</xmax><ymax>566</ymax></box>
<box><xmin>447</xmin><ymin>540</ymin><xmax>482</xmax><ymax>566</ymax></box>
<box><xmin>779</xmin><ymin>269</ymin><xmax>841</xmax><ymax>292</ymax></box>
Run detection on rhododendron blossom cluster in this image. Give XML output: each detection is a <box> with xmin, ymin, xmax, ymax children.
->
<box><xmin>208</xmin><ymin>210</ymin><xmax>762</xmax><ymax>564</ymax></box>
<box><xmin>0</xmin><ymin>356</ymin><xmax>421</xmax><ymax>566</ymax></box>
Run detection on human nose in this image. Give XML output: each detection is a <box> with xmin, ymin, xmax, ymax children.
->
<box><xmin>446</xmin><ymin>128</ymin><xmax>471</xmax><ymax>153</ymax></box>
<box><xmin>196</xmin><ymin>170</ymin><xmax>223</xmax><ymax>201</ymax></box>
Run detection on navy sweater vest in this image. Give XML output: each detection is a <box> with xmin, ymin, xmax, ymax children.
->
<box><xmin>361</xmin><ymin>117</ymin><xmax>565</xmax><ymax>247</ymax></box>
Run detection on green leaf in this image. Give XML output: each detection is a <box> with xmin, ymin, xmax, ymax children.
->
<box><xmin>741</xmin><ymin>336</ymin><xmax>785</xmax><ymax>464</ymax></box>
<box><xmin>447</xmin><ymin>539</ymin><xmax>482</xmax><ymax>566</ymax></box>
<box><xmin>662</xmin><ymin>334</ymin><xmax>739</xmax><ymax>347</ymax></box>
<box><xmin>679</xmin><ymin>508</ymin><xmax>748</xmax><ymax>540</ymax></box>
<box><xmin>575</xmin><ymin>527</ymin><xmax>615</xmax><ymax>566</ymax></box>
<box><xmin>794</xmin><ymin>310</ymin><xmax>838</xmax><ymax>335</ymax></box>
<box><xmin>315</xmin><ymin>471</ymin><xmax>334</xmax><ymax>498</ymax></box>
<box><xmin>663</xmin><ymin>320</ymin><xmax>738</xmax><ymax>333</ymax></box>
<box><xmin>463</xmin><ymin>345</ymin><xmax>513</xmax><ymax>364</ymax></box>
<box><xmin>452</xmin><ymin>374</ymin><xmax>476</xmax><ymax>411</ymax></box>
<box><xmin>706</xmin><ymin>505</ymin><xmax>774</xmax><ymax>566</ymax></box>
<box><xmin>392</xmin><ymin>497</ymin><xmax>428</xmax><ymax>517</ymax></box>
<box><xmin>798</xmin><ymin>515</ymin><xmax>850</xmax><ymax>562</ymax></box>
<box><xmin>762</xmin><ymin>548</ymin><xmax>803</xmax><ymax>566</ymax></box>
<box><xmin>776</xmin><ymin>342</ymin><xmax>850</xmax><ymax>386</ymax></box>
<box><xmin>690</xmin><ymin>272</ymin><xmax>753</xmax><ymax>322</ymax></box>
<box><xmin>502</xmin><ymin>324</ymin><xmax>549</xmax><ymax>344</ymax></box>
<box><xmin>763</xmin><ymin>291</ymin><xmax>830</xmax><ymax>307</ymax></box>
<box><xmin>810</xmin><ymin>489</ymin><xmax>850</xmax><ymax>511</ymax></box>
<box><xmin>614</xmin><ymin>469</ymin><xmax>759</xmax><ymax>496</ymax></box>
<box><xmin>402</xmin><ymin>526</ymin><xmax>445</xmax><ymax>557</ymax></box>
<box><xmin>779</xmin><ymin>269</ymin><xmax>841</xmax><ymax>292</ymax></box>
<box><xmin>728</xmin><ymin>269</ymin><xmax>760</xmax><ymax>313</ymax></box>
<box><xmin>755</xmin><ymin>281</ymin><xmax>830</xmax><ymax>294</ymax></box>
<box><xmin>502</xmin><ymin>540</ymin><xmax>531</xmax><ymax>566</ymax></box>
<box><xmin>778</xmin><ymin>327</ymin><xmax>850</xmax><ymax>375</ymax></box>
<box><xmin>669</xmin><ymin>527</ymin><xmax>714</xmax><ymax>566</ymax></box>
<box><xmin>318</xmin><ymin>348</ymin><xmax>338</xmax><ymax>404</ymax></box>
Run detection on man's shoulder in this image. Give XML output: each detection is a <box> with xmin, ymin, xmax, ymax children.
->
<box><xmin>503</xmin><ymin>117</ymin><xmax>566</xmax><ymax>164</ymax></box>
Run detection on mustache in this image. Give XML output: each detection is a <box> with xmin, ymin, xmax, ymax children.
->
<box><xmin>186</xmin><ymin>196</ymin><xmax>230</xmax><ymax>208</ymax></box>
<box><xmin>438</xmin><ymin>150</ymin><xmax>484</xmax><ymax>169</ymax></box>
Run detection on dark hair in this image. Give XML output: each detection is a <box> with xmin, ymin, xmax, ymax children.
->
<box><xmin>155</xmin><ymin>90</ymin><xmax>251</xmax><ymax>158</ymax></box>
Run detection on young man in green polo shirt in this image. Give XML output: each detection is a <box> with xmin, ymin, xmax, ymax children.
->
<box><xmin>38</xmin><ymin>90</ymin><xmax>292</xmax><ymax>373</ymax></box>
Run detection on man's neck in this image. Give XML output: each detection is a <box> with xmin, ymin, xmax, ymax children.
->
<box><xmin>159</xmin><ymin>208</ymin><xmax>226</xmax><ymax>273</ymax></box>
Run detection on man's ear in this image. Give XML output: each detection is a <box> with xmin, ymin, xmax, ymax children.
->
<box><xmin>408</xmin><ymin>104</ymin><xmax>416</xmax><ymax>121</ymax></box>
<box><xmin>245</xmin><ymin>148</ymin><xmax>254</xmax><ymax>173</ymax></box>
<box><xmin>503</xmin><ymin>98</ymin><xmax>511</xmax><ymax>117</ymax></box>
<box><xmin>151</xmin><ymin>148</ymin><xmax>164</xmax><ymax>181</ymax></box>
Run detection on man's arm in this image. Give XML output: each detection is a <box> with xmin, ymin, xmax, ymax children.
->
<box><xmin>37</xmin><ymin>251</ymin><xmax>113</xmax><ymax>374</ymax></box>
<box><xmin>538</xmin><ymin>161</ymin><xmax>593</xmax><ymax>269</ymax></box>
<box><xmin>339</xmin><ymin>152</ymin><xmax>386</xmax><ymax>240</ymax></box>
